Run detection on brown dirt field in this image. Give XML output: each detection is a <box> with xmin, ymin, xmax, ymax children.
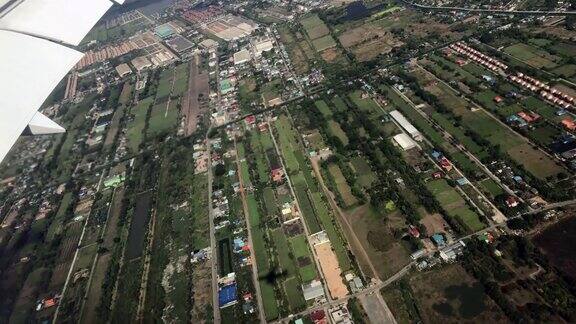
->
<box><xmin>191</xmin><ymin>261</ymin><xmax>212</xmax><ymax>323</ymax></box>
<box><xmin>320</xmin><ymin>48</ymin><xmax>340</xmax><ymax>62</ymax></box>
<box><xmin>314</xmin><ymin>241</ymin><xmax>348</xmax><ymax>299</ymax></box>
<box><xmin>182</xmin><ymin>56</ymin><xmax>210</xmax><ymax>136</ymax></box>
<box><xmin>419</xmin><ymin>213</ymin><xmax>449</xmax><ymax>236</ymax></box>
<box><xmin>338</xmin><ymin>25</ymin><xmax>389</xmax><ymax>48</ymax></box>
<box><xmin>409</xmin><ymin>264</ymin><xmax>506</xmax><ymax>323</ymax></box>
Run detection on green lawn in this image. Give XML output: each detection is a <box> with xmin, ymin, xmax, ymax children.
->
<box><xmin>425</xmin><ymin>179</ymin><xmax>484</xmax><ymax>232</ymax></box>
<box><xmin>263</xmin><ymin>187</ymin><xmax>278</xmax><ymax>218</ymax></box>
<box><xmin>315</xmin><ymin>100</ymin><xmax>333</xmax><ymax>118</ymax></box>
<box><xmin>247</xmin><ymin>194</ymin><xmax>261</xmax><ymax>226</ymax></box>
<box><xmin>292</xmin><ymin>173</ymin><xmax>322</xmax><ymax>234</ymax></box>
<box><xmin>275</xmin><ymin>115</ymin><xmax>300</xmax><ymax>174</ymax></box>
<box><xmin>328</xmin><ymin>164</ymin><xmax>357</xmax><ymax>207</ymax></box>
<box><xmin>126</xmin><ymin>97</ymin><xmax>153</xmax><ymax>152</ymax></box>
<box><xmin>283</xmin><ymin>277</ymin><xmax>306</xmax><ymax>311</ymax></box>
<box><xmin>479</xmin><ymin>179</ymin><xmax>504</xmax><ymax>198</ymax></box>
<box><xmin>312</xmin><ymin>35</ymin><xmax>337</xmax><ymax>52</ymax></box>
<box><xmin>328</xmin><ymin>120</ymin><xmax>349</xmax><ymax>146</ymax></box>
<box><xmin>290</xmin><ymin>235</ymin><xmax>318</xmax><ymax>282</ymax></box>
<box><xmin>310</xmin><ymin>192</ymin><xmax>352</xmax><ymax>271</ymax></box>
<box><xmin>260</xmin><ymin>280</ymin><xmax>279</xmax><ymax>320</ymax></box>
<box><xmin>271</xmin><ymin>228</ymin><xmax>297</xmax><ymax>277</ymax></box>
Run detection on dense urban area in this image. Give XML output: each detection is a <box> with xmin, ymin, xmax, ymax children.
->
<box><xmin>1</xmin><ymin>0</ymin><xmax>576</xmax><ymax>323</ymax></box>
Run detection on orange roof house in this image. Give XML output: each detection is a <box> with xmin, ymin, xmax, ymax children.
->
<box><xmin>562</xmin><ymin>118</ymin><xmax>576</xmax><ymax>131</ymax></box>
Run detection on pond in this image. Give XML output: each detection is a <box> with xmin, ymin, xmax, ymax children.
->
<box><xmin>341</xmin><ymin>1</ymin><xmax>387</xmax><ymax>21</ymax></box>
<box><xmin>534</xmin><ymin>216</ymin><xmax>576</xmax><ymax>281</ymax></box>
<box><xmin>433</xmin><ymin>282</ymin><xmax>487</xmax><ymax>319</ymax></box>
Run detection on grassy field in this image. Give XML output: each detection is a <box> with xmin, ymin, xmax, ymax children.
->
<box><xmin>283</xmin><ymin>277</ymin><xmax>306</xmax><ymax>311</ymax></box>
<box><xmin>289</xmin><ymin>235</ymin><xmax>318</xmax><ymax>282</ymax></box>
<box><xmin>247</xmin><ymin>194</ymin><xmax>261</xmax><ymax>226</ymax></box>
<box><xmin>312</xmin><ymin>35</ymin><xmax>337</xmax><ymax>52</ymax></box>
<box><xmin>328</xmin><ymin>120</ymin><xmax>349</xmax><ymax>146</ymax></box>
<box><xmin>259</xmin><ymin>280</ymin><xmax>279</xmax><ymax>320</ymax></box>
<box><xmin>350</xmin><ymin>156</ymin><xmax>376</xmax><ymax>188</ymax></box>
<box><xmin>503</xmin><ymin>43</ymin><xmax>560</xmax><ymax>69</ymax></box>
<box><xmin>275</xmin><ymin>115</ymin><xmax>300</xmax><ymax>174</ymax></box>
<box><xmin>310</xmin><ymin>192</ymin><xmax>352</xmax><ymax>272</ymax></box>
<box><xmin>315</xmin><ymin>100</ymin><xmax>333</xmax><ymax>118</ymax></box>
<box><xmin>425</xmin><ymin>179</ymin><xmax>484</xmax><ymax>232</ymax></box>
<box><xmin>263</xmin><ymin>187</ymin><xmax>278</xmax><ymax>218</ymax></box>
<box><xmin>332</xmin><ymin>96</ymin><xmax>348</xmax><ymax>112</ymax></box>
<box><xmin>271</xmin><ymin>228</ymin><xmax>297</xmax><ymax>277</ymax></box>
<box><xmin>292</xmin><ymin>173</ymin><xmax>322</xmax><ymax>233</ymax></box>
<box><xmin>301</xmin><ymin>14</ymin><xmax>330</xmax><ymax>39</ymax></box>
<box><xmin>126</xmin><ymin>96</ymin><xmax>153</xmax><ymax>152</ymax></box>
<box><xmin>172</xmin><ymin>63</ymin><xmax>189</xmax><ymax>97</ymax></box>
<box><xmin>147</xmin><ymin>101</ymin><xmax>179</xmax><ymax>137</ymax></box>
<box><xmin>328</xmin><ymin>164</ymin><xmax>357</xmax><ymax>207</ymax></box>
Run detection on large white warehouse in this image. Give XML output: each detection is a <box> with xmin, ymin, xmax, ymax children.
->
<box><xmin>389</xmin><ymin>110</ymin><xmax>422</xmax><ymax>141</ymax></box>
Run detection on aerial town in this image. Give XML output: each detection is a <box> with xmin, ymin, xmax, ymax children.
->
<box><xmin>1</xmin><ymin>0</ymin><xmax>576</xmax><ymax>323</ymax></box>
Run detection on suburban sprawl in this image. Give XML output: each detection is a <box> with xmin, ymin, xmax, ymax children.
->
<box><xmin>1</xmin><ymin>0</ymin><xmax>576</xmax><ymax>323</ymax></box>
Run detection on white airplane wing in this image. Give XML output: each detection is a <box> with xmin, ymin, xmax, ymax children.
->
<box><xmin>0</xmin><ymin>0</ymin><xmax>124</xmax><ymax>164</ymax></box>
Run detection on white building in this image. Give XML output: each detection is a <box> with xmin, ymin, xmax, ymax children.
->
<box><xmin>390</xmin><ymin>110</ymin><xmax>422</xmax><ymax>141</ymax></box>
<box><xmin>393</xmin><ymin>133</ymin><xmax>417</xmax><ymax>151</ymax></box>
<box><xmin>233</xmin><ymin>49</ymin><xmax>251</xmax><ymax>65</ymax></box>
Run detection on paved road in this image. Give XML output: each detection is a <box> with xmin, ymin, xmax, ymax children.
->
<box><xmin>271</xmin><ymin>261</ymin><xmax>415</xmax><ymax>324</ymax></box>
<box><xmin>403</xmin><ymin>0</ymin><xmax>576</xmax><ymax>16</ymax></box>
<box><xmin>266</xmin><ymin>117</ymin><xmax>332</xmax><ymax>302</ymax></box>
<box><xmin>233</xmin><ymin>138</ymin><xmax>266</xmax><ymax>324</ymax></box>
<box><xmin>206</xmin><ymin>130</ymin><xmax>221</xmax><ymax>324</ymax></box>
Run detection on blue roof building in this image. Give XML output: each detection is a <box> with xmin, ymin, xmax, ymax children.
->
<box><xmin>431</xmin><ymin>233</ymin><xmax>445</xmax><ymax>246</ymax></box>
<box><xmin>219</xmin><ymin>283</ymin><xmax>238</xmax><ymax>308</ymax></box>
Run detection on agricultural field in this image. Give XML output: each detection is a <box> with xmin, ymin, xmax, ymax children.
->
<box><xmin>300</xmin><ymin>14</ymin><xmax>330</xmax><ymax>40</ymax></box>
<box><xmin>126</xmin><ymin>96</ymin><xmax>153</xmax><ymax>153</ymax></box>
<box><xmin>407</xmin><ymin>65</ymin><xmax>565</xmax><ymax>181</ymax></box>
<box><xmin>425</xmin><ymin>179</ymin><xmax>484</xmax><ymax>232</ymax></box>
<box><xmin>408</xmin><ymin>265</ymin><xmax>506</xmax><ymax>323</ymax></box>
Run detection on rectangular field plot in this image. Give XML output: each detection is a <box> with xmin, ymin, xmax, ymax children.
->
<box><xmin>126</xmin><ymin>96</ymin><xmax>153</xmax><ymax>152</ymax></box>
<box><xmin>289</xmin><ymin>235</ymin><xmax>318</xmax><ymax>282</ymax></box>
<box><xmin>425</xmin><ymin>179</ymin><xmax>484</xmax><ymax>232</ymax></box>
<box><xmin>147</xmin><ymin>101</ymin><xmax>179</xmax><ymax>137</ymax></box>
<box><xmin>312</xmin><ymin>35</ymin><xmax>337</xmax><ymax>52</ymax></box>
<box><xmin>503</xmin><ymin>43</ymin><xmax>561</xmax><ymax>69</ymax></box>
<box><xmin>328</xmin><ymin>164</ymin><xmax>358</xmax><ymax>207</ymax></box>
<box><xmin>300</xmin><ymin>14</ymin><xmax>330</xmax><ymax>39</ymax></box>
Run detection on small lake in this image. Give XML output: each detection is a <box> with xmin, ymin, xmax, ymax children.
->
<box><xmin>534</xmin><ymin>216</ymin><xmax>576</xmax><ymax>281</ymax></box>
<box><xmin>341</xmin><ymin>1</ymin><xmax>386</xmax><ymax>21</ymax></box>
<box><xmin>433</xmin><ymin>282</ymin><xmax>487</xmax><ymax>318</ymax></box>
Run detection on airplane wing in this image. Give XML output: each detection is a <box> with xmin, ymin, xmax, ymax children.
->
<box><xmin>0</xmin><ymin>0</ymin><xmax>125</xmax><ymax>164</ymax></box>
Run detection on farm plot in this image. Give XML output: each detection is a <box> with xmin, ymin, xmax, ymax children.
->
<box><xmin>126</xmin><ymin>96</ymin><xmax>153</xmax><ymax>153</ymax></box>
<box><xmin>312</xmin><ymin>35</ymin><xmax>337</xmax><ymax>52</ymax></box>
<box><xmin>503</xmin><ymin>43</ymin><xmax>561</xmax><ymax>69</ymax></box>
<box><xmin>289</xmin><ymin>234</ymin><xmax>318</xmax><ymax>282</ymax></box>
<box><xmin>147</xmin><ymin>101</ymin><xmax>179</xmax><ymax>137</ymax></box>
<box><xmin>328</xmin><ymin>164</ymin><xmax>357</xmax><ymax>207</ymax></box>
<box><xmin>409</xmin><ymin>264</ymin><xmax>506</xmax><ymax>323</ymax></box>
<box><xmin>410</xmin><ymin>67</ymin><xmax>564</xmax><ymax>180</ymax></box>
<box><xmin>301</xmin><ymin>14</ymin><xmax>330</xmax><ymax>39</ymax></box>
<box><xmin>425</xmin><ymin>179</ymin><xmax>484</xmax><ymax>232</ymax></box>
